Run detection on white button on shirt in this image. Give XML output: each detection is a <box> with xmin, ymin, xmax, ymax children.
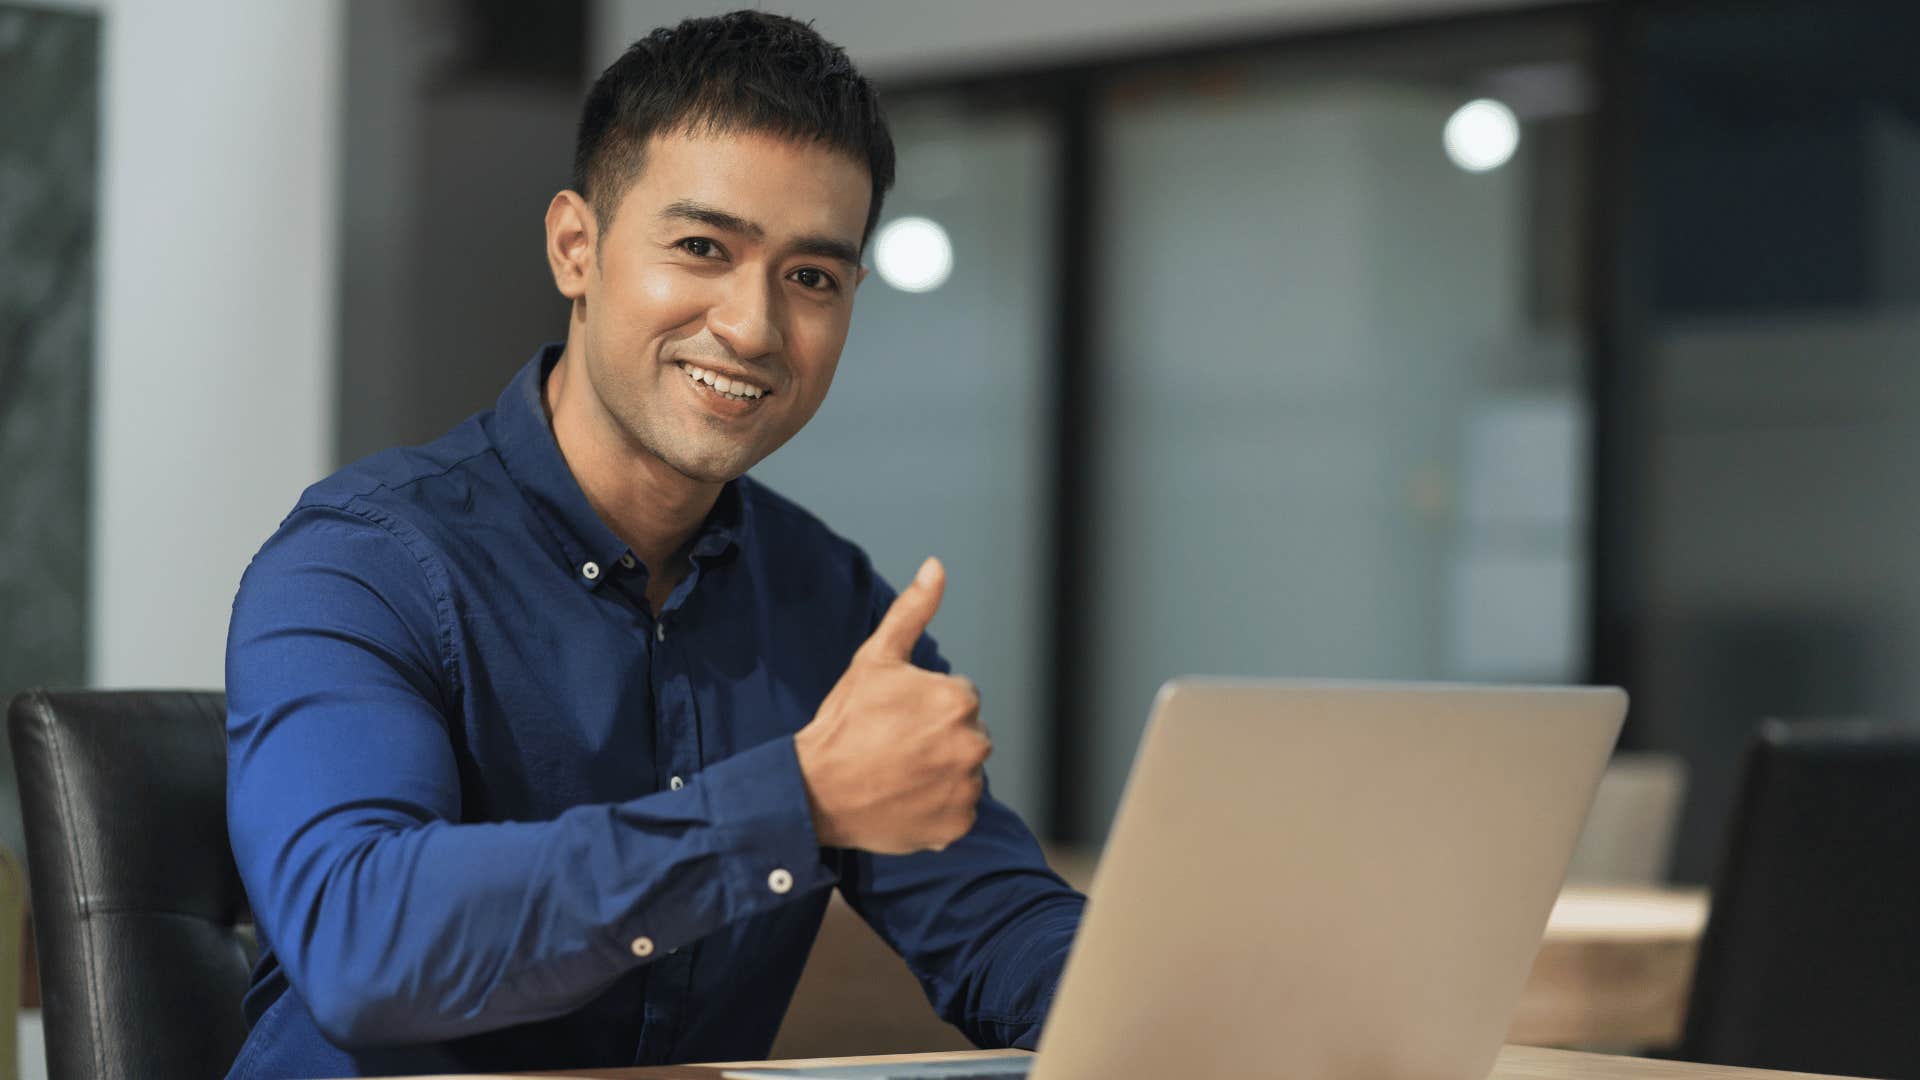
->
<box><xmin>655</xmin><ymin>621</ymin><xmax>667</xmax><ymax>642</ymax></box>
<box><xmin>668</xmin><ymin>776</ymin><xmax>684</xmax><ymax>791</ymax></box>
<box><xmin>580</xmin><ymin>561</ymin><xmax>600</xmax><ymax>581</ymax></box>
<box><xmin>768</xmin><ymin>868</ymin><xmax>793</xmax><ymax>895</ymax></box>
<box><xmin>630</xmin><ymin>936</ymin><xmax>654</xmax><ymax>958</ymax></box>
<box><xmin>619</xmin><ymin>553</ymin><xmax>636</xmax><ymax>569</ymax></box>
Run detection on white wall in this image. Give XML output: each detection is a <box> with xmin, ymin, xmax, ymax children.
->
<box><xmin>592</xmin><ymin>0</ymin><xmax>1535</xmax><ymax>76</ymax></box>
<box><xmin>88</xmin><ymin>0</ymin><xmax>342</xmax><ymax>686</ymax></box>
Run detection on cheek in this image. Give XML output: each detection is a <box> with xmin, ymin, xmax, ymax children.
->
<box><xmin>785</xmin><ymin>308</ymin><xmax>851</xmax><ymax>390</ymax></box>
<box><xmin>606</xmin><ymin>265</ymin><xmax>710</xmax><ymax>338</ymax></box>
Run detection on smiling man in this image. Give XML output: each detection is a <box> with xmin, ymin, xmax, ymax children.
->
<box><xmin>222</xmin><ymin>12</ymin><xmax>1084</xmax><ymax>1078</ymax></box>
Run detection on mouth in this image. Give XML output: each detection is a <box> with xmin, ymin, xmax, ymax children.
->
<box><xmin>675</xmin><ymin>360</ymin><xmax>773</xmax><ymax>417</ymax></box>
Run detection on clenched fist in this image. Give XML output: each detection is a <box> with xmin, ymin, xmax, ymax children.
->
<box><xmin>794</xmin><ymin>557</ymin><xmax>992</xmax><ymax>854</ymax></box>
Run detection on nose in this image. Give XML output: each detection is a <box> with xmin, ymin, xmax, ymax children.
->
<box><xmin>708</xmin><ymin>269</ymin><xmax>785</xmax><ymax>361</ymax></box>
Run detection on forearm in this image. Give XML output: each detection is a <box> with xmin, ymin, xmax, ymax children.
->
<box><xmin>840</xmin><ymin>793</ymin><xmax>1086</xmax><ymax>1050</ymax></box>
<box><xmin>943</xmin><ymin>884</ymin><xmax>1085</xmax><ymax>1049</ymax></box>
<box><xmin>242</xmin><ymin>736</ymin><xmax>831</xmax><ymax>1048</ymax></box>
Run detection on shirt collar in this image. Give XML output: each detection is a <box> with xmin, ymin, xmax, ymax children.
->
<box><xmin>486</xmin><ymin>344</ymin><xmax>752</xmax><ymax>591</ymax></box>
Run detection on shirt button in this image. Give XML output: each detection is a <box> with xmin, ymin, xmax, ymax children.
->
<box><xmin>619</xmin><ymin>553</ymin><xmax>636</xmax><ymax>569</ymax></box>
<box><xmin>581</xmin><ymin>561</ymin><xmax>601</xmax><ymax>581</ymax></box>
<box><xmin>669</xmin><ymin>775</ymin><xmax>684</xmax><ymax>791</ymax></box>
<box><xmin>768</xmin><ymin>868</ymin><xmax>793</xmax><ymax>895</ymax></box>
<box><xmin>630</xmin><ymin>936</ymin><xmax>654</xmax><ymax>958</ymax></box>
<box><xmin>655</xmin><ymin>621</ymin><xmax>667</xmax><ymax>642</ymax></box>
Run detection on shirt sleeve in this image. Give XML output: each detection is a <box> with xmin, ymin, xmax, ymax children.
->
<box><xmin>225</xmin><ymin>505</ymin><xmax>833</xmax><ymax>1049</ymax></box>
<box><xmin>833</xmin><ymin>568</ymin><xmax>1088</xmax><ymax>1051</ymax></box>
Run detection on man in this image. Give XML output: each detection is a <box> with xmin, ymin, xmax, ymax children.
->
<box><xmin>223</xmin><ymin>12</ymin><xmax>1084</xmax><ymax>1078</ymax></box>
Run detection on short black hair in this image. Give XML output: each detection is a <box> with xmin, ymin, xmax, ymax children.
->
<box><xmin>572</xmin><ymin>10</ymin><xmax>895</xmax><ymax>249</ymax></box>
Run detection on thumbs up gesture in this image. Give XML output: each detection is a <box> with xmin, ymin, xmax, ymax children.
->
<box><xmin>794</xmin><ymin>557</ymin><xmax>992</xmax><ymax>855</ymax></box>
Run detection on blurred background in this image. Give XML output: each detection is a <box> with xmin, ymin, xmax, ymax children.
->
<box><xmin>1</xmin><ymin>0</ymin><xmax>1918</xmax><ymax>1071</ymax></box>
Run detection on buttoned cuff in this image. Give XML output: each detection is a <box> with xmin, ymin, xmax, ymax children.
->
<box><xmin>611</xmin><ymin>735</ymin><xmax>834</xmax><ymax>961</ymax></box>
<box><xmin>698</xmin><ymin>733</ymin><xmax>835</xmax><ymax>899</ymax></box>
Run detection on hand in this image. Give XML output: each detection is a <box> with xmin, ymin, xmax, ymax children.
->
<box><xmin>793</xmin><ymin>557</ymin><xmax>991</xmax><ymax>854</ymax></box>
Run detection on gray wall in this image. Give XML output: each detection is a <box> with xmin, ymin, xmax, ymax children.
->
<box><xmin>336</xmin><ymin>0</ymin><xmax>575</xmax><ymax>464</ymax></box>
<box><xmin>0</xmin><ymin>3</ymin><xmax>99</xmax><ymax>868</ymax></box>
<box><xmin>591</xmin><ymin>0</ymin><xmax>1541</xmax><ymax>77</ymax></box>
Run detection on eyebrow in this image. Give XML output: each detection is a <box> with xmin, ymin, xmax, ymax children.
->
<box><xmin>659</xmin><ymin>199</ymin><xmax>861</xmax><ymax>269</ymax></box>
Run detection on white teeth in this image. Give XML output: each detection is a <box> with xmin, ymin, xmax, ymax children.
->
<box><xmin>679</xmin><ymin>362</ymin><xmax>765</xmax><ymax>401</ymax></box>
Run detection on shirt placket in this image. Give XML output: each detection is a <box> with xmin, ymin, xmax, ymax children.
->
<box><xmin>633</xmin><ymin>559</ymin><xmax>708</xmax><ymax>1066</ymax></box>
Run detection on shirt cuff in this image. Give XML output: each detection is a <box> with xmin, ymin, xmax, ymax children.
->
<box><xmin>690</xmin><ymin>734</ymin><xmax>836</xmax><ymax>920</ymax></box>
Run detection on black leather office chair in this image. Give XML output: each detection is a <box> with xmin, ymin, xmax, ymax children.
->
<box><xmin>1681</xmin><ymin>719</ymin><xmax>1920</xmax><ymax>1078</ymax></box>
<box><xmin>8</xmin><ymin>689</ymin><xmax>253</xmax><ymax>1080</ymax></box>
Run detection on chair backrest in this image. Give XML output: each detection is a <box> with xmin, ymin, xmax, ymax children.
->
<box><xmin>8</xmin><ymin>689</ymin><xmax>252</xmax><ymax>1080</ymax></box>
<box><xmin>1682</xmin><ymin>719</ymin><xmax>1920</xmax><ymax>1077</ymax></box>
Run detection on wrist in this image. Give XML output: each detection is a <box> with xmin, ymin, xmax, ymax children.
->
<box><xmin>792</xmin><ymin>726</ymin><xmax>845</xmax><ymax>848</ymax></box>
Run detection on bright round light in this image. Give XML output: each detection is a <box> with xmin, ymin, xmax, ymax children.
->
<box><xmin>1443</xmin><ymin>98</ymin><xmax>1521</xmax><ymax>173</ymax></box>
<box><xmin>872</xmin><ymin>216</ymin><xmax>953</xmax><ymax>293</ymax></box>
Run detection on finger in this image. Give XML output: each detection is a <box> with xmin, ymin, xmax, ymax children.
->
<box><xmin>947</xmin><ymin>675</ymin><xmax>987</xmax><ymax>737</ymax></box>
<box><xmin>857</xmin><ymin>556</ymin><xmax>945</xmax><ymax>664</ymax></box>
<box><xmin>950</xmin><ymin>674</ymin><xmax>979</xmax><ymax>710</ymax></box>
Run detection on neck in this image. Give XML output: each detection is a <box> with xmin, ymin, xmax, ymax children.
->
<box><xmin>544</xmin><ymin>335</ymin><xmax>720</xmax><ymax>579</ymax></box>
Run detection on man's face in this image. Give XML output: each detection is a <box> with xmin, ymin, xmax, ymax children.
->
<box><xmin>573</xmin><ymin>129</ymin><xmax>872</xmax><ymax>483</ymax></box>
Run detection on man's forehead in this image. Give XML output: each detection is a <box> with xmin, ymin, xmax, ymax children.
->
<box><xmin>623</xmin><ymin>128</ymin><xmax>870</xmax><ymax>244</ymax></box>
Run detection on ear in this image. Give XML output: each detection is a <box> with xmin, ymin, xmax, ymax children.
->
<box><xmin>853</xmin><ymin>264</ymin><xmax>870</xmax><ymax>291</ymax></box>
<box><xmin>546</xmin><ymin>190</ymin><xmax>595</xmax><ymax>301</ymax></box>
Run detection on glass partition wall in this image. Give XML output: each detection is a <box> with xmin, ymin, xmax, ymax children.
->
<box><xmin>1608</xmin><ymin>0</ymin><xmax>1920</xmax><ymax>880</ymax></box>
<box><xmin>864</xmin><ymin>13</ymin><xmax>1601</xmax><ymax>842</ymax></box>
<box><xmin>750</xmin><ymin>102</ymin><xmax>1059</xmax><ymax>824</ymax></box>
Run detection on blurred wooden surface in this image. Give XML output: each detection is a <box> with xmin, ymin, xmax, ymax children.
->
<box><xmin>772</xmin><ymin>853</ymin><xmax>1708</xmax><ymax>1059</ymax></box>
<box><xmin>1509</xmin><ymin>886</ymin><xmax>1709</xmax><ymax>1048</ymax></box>
<box><xmin>367</xmin><ymin>1044</ymin><xmax>1864</xmax><ymax>1078</ymax></box>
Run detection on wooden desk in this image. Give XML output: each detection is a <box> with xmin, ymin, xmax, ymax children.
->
<box><xmin>1510</xmin><ymin>886</ymin><xmax>1710</xmax><ymax>1048</ymax></box>
<box><xmin>375</xmin><ymin>1045</ymin><xmax>1862</xmax><ymax>1078</ymax></box>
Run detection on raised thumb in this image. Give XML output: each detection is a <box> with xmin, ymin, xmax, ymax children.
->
<box><xmin>858</xmin><ymin>557</ymin><xmax>945</xmax><ymax>663</ymax></box>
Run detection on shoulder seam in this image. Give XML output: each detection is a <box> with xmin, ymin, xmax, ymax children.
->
<box><xmin>288</xmin><ymin>499</ymin><xmax>467</xmax><ymax>706</ymax></box>
<box><xmin>308</xmin><ymin>444</ymin><xmax>499</xmax><ymax>507</ymax></box>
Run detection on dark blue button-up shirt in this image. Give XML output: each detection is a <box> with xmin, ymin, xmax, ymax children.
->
<box><xmin>223</xmin><ymin>345</ymin><xmax>1084</xmax><ymax>1078</ymax></box>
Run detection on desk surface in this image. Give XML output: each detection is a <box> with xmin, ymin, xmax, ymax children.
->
<box><xmin>376</xmin><ymin>1045</ymin><xmax>1860</xmax><ymax>1079</ymax></box>
<box><xmin>1546</xmin><ymin>887</ymin><xmax>1708</xmax><ymax>942</ymax></box>
<box><xmin>1510</xmin><ymin>886</ymin><xmax>1708</xmax><ymax>1048</ymax></box>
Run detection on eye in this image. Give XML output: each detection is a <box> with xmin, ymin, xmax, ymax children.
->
<box><xmin>677</xmin><ymin>237</ymin><xmax>721</xmax><ymax>258</ymax></box>
<box><xmin>790</xmin><ymin>266</ymin><xmax>839</xmax><ymax>293</ymax></box>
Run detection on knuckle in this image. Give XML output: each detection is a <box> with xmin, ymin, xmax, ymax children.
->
<box><xmin>953</xmin><ymin>675</ymin><xmax>980</xmax><ymax>706</ymax></box>
<box><xmin>942</xmin><ymin>681</ymin><xmax>975</xmax><ymax>716</ymax></box>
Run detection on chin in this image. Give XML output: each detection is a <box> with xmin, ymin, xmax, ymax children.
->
<box><xmin>659</xmin><ymin>444</ymin><xmax>760</xmax><ymax>485</ymax></box>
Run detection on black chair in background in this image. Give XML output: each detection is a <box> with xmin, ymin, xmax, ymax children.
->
<box><xmin>1682</xmin><ymin>719</ymin><xmax>1920</xmax><ymax>1079</ymax></box>
<box><xmin>8</xmin><ymin>690</ymin><xmax>252</xmax><ymax>1080</ymax></box>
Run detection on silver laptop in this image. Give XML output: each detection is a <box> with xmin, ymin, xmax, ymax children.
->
<box><xmin>725</xmin><ymin>678</ymin><xmax>1627</xmax><ymax>1080</ymax></box>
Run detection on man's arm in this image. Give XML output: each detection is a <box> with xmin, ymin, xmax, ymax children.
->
<box><xmin>838</xmin><ymin>796</ymin><xmax>1086</xmax><ymax>1049</ymax></box>
<box><xmin>225</xmin><ymin>506</ymin><xmax>832</xmax><ymax>1048</ymax></box>
<box><xmin>813</xmin><ymin>563</ymin><xmax>1086</xmax><ymax>1049</ymax></box>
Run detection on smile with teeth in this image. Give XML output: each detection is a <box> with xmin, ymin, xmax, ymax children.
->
<box><xmin>677</xmin><ymin>361</ymin><xmax>768</xmax><ymax>401</ymax></box>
